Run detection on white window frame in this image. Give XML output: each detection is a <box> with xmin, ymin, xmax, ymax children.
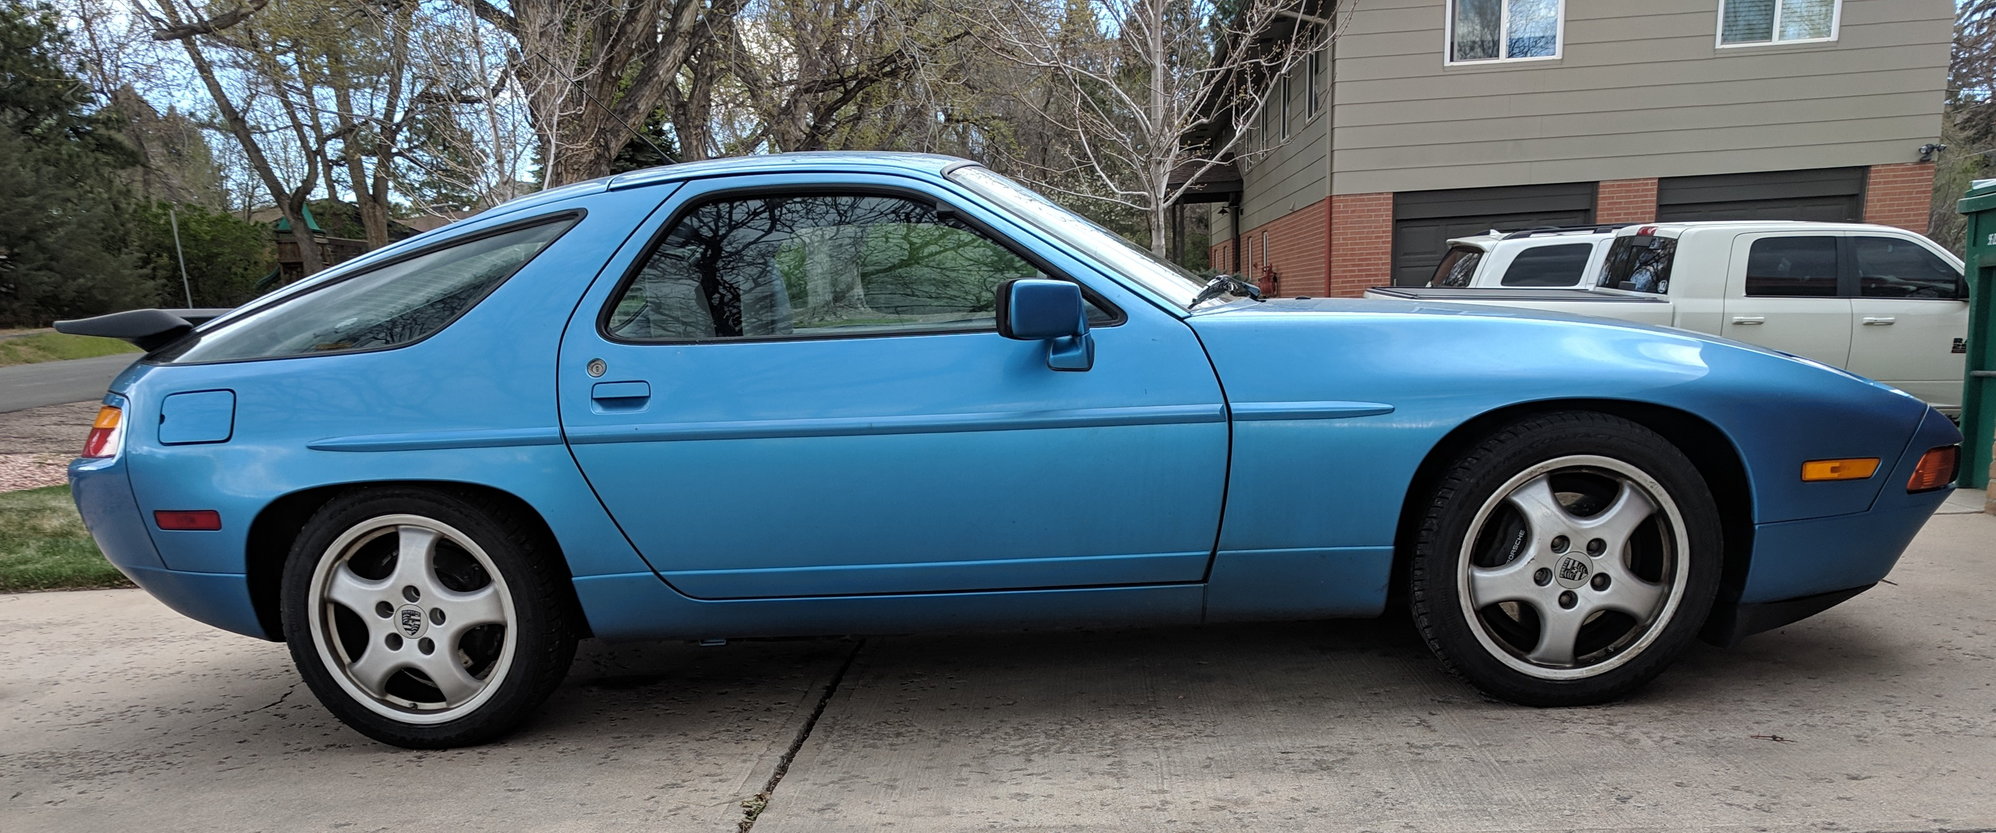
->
<box><xmin>1716</xmin><ymin>0</ymin><xmax>1842</xmax><ymax>49</ymax></box>
<box><xmin>1444</xmin><ymin>0</ymin><xmax>1565</xmax><ymax>66</ymax></box>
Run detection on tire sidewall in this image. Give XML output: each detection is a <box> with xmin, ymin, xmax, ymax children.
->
<box><xmin>1411</xmin><ymin>414</ymin><xmax>1723</xmax><ymax>706</ymax></box>
<box><xmin>280</xmin><ymin>488</ymin><xmax>573</xmax><ymax>747</ymax></box>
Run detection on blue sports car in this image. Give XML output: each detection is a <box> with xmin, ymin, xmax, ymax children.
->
<box><xmin>58</xmin><ymin>153</ymin><xmax>1961</xmax><ymax>748</ymax></box>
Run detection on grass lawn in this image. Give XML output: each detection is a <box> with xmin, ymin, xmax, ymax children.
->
<box><xmin>0</xmin><ymin>330</ymin><xmax>140</xmax><ymax>367</ymax></box>
<box><xmin>0</xmin><ymin>485</ymin><xmax>132</xmax><ymax>592</ymax></box>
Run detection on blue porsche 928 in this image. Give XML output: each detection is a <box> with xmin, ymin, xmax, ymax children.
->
<box><xmin>58</xmin><ymin>153</ymin><xmax>1962</xmax><ymax>748</ymax></box>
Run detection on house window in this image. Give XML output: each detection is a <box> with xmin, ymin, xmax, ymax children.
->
<box><xmin>1307</xmin><ymin>50</ymin><xmax>1323</xmax><ymax>119</ymax></box>
<box><xmin>1449</xmin><ymin>0</ymin><xmax>1562</xmax><ymax>64</ymax></box>
<box><xmin>1719</xmin><ymin>0</ymin><xmax>1839</xmax><ymax>46</ymax></box>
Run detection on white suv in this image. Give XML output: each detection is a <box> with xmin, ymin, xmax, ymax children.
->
<box><xmin>1428</xmin><ymin>224</ymin><xmax>1635</xmax><ymax>289</ymax></box>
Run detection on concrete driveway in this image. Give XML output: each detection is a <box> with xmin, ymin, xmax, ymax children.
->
<box><xmin>5</xmin><ymin>509</ymin><xmax>1993</xmax><ymax>833</ymax></box>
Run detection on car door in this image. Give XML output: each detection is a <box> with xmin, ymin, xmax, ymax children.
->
<box><xmin>1844</xmin><ymin>233</ymin><xmax>1970</xmax><ymax>409</ymax></box>
<box><xmin>557</xmin><ymin>173</ymin><xmax>1229</xmax><ymax>600</ymax></box>
<box><xmin>1721</xmin><ymin>232</ymin><xmax>1852</xmax><ymax>368</ymax></box>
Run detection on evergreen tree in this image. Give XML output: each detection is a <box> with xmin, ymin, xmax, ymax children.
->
<box><xmin>0</xmin><ymin>2</ymin><xmax>154</xmax><ymax>325</ymax></box>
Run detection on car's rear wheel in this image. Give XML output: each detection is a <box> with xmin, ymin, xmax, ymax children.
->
<box><xmin>1409</xmin><ymin>412</ymin><xmax>1721</xmax><ymax>705</ymax></box>
<box><xmin>281</xmin><ymin>489</ymin><xmax>576</xmax><ymax>748</ymax></box>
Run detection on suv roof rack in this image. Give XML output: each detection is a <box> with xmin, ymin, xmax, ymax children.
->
<box><xmin>1499</xmin><ymin>223</ymin><xmax>1640</xmax><ymax>240</ymax></box>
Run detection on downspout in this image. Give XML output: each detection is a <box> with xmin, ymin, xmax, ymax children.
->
<box><xmin>1323</xmin><ymin>7</ymin><xmax>1338</xmax><ymax>297</ymax></box>
<box><xmin>1231</xmin><ymin>194</ymin><xmax>1244</xmax><ymax>277</ymax></box>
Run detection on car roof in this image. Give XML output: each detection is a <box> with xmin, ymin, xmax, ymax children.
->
<box><xmin>478</xmin><ymin>152</ymin><xmax>973</xmax><ymax>221</ymax></box>
<box><xmin>1445</xmin><ymin>228</ymin><xmax>1618</xmax><ymax>250</ymax></box>
<box><xmin>1610</xmin><ymin>220</ymin><xmax>1923</xmax><ymax>236</ymax></box>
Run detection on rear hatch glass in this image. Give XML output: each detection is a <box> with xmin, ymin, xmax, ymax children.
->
<box><xmin>1430</xmin><ymin>246</ymin><xmax>1485</xmax><ymax>287</ymax></box>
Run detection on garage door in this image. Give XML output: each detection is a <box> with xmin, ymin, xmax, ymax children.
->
<box><xmin>1391</xmin><ymin>182</ymin><xmax>1596</xmax><ymax>286</ymax></box>
<box><xmin>1656</xmin><ymin>168</ymin><xmax>1864</xmax><ymax>224</ymax></box>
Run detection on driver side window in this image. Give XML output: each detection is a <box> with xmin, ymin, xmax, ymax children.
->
<box><xmin>607</xmin><ymin>193</ymin><xmax>1087</xmax><ymax>341</ymax></box>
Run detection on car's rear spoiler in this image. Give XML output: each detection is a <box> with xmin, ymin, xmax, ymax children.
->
<box><xmin>53</xmin><ymin>308</ymin><xmax>232</xmax><ymax>351</ymax></box>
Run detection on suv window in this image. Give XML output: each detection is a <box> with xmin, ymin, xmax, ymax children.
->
<box><xmin>607</xmin><ymin>193</ymin><xmax>1100</xmax><ymax>341</ymax></box>
<box><xmin>158</xmin><ymin>217</ymin><xmax>576</xmax><ymax>364</ymax></box>
<box><xmin>1852</xmin><ymin>236</ymin><xmax>1964</xmax><ymax>299</ymax></box>
<box><xmin>1745</xmin><ymin>237</ymin><xmax>1839</xmax><ymax>297</ymax></box>
<box><xmin>1500</xmin><ymin>243</ymin><xmax>1592</xmax><ymax>287</ymax></box>
<box><xmin>1431</xmin><ymin>246</ymin><xmax>1483</xmax><ymax>287</ymax></box>
<box><xmin>1599</xmin><ymin>236</ymin><xmax>1675</xmax><ymax>294</ymax></box>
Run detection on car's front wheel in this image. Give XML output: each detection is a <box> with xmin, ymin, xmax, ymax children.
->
<box><xmin>1409</xmin><ymin>412</ymin><xmax>1721</xmax><ymax>705</ymax></box>
<box><xmin>281</xmin><ymin>489</ymin><xmax>577</xmax><ymax>748</ymax></box>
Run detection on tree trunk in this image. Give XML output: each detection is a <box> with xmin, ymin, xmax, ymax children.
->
<box><xmin>148</xmin><ymin>0</ymin><xmax>324</xmax><ymax>274</ymax></box>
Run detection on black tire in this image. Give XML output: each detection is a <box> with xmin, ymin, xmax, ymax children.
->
<box><xmin>280</xmin><ymin>488</ymin><xmax>578</xmax><ymax>748</ymax></box>
<box><xmin>1409</xmin><ymin>412</ymin><xmax>1721</xmax><ymax>706</ymax></box>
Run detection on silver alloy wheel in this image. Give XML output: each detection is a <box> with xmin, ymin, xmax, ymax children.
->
<box><xmin>1454</xmin><ymin>455</ymin><xmax>1691</xmax><ymax>681</ymax></box>
<box><xmin>305</xmin><ymin>514</ymin><xmax>518</xmax><ymax>724</ymax></box>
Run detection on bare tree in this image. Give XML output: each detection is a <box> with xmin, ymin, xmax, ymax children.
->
<box><xmin>138</xmin><ymin>0</ymin><xmax>329</xmax><ymax>273</ymax></box>
<box><xmin>465</xmin><ymin>0</ymin><xmax>746</xmax><ymax>185</ymax></box>
<box><xmin>962</xmin><ymin>0</ymin><xmax>1343</xmax><ymax>254</ymax></box>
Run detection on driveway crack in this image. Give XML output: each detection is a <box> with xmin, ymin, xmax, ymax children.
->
<box><xmin>739</xmin><ymin>638</ymin><xmax>863</xmax><ymax>832</ymax></box>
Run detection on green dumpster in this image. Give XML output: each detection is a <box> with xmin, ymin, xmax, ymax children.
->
<box><xmin>1956</xmin><ymin>180</ymin><xmax>1996</xmax><ymax>490</ymax></box>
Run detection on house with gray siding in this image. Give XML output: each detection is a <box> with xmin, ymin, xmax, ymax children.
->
<box><xmin>1202</xmin><ymin>0</ymin><xmax>1952</xmax><ymax>297</ymax></box>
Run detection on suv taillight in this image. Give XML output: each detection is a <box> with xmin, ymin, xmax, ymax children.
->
<box><xmin>81</xmin><ymin>405</ymin><xmax>124</xmax><ymax>459</ymax></box>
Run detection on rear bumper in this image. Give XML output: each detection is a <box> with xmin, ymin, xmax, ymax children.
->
<box><xmin>70</xmin><ymin>456</ymin><xmax>271</xmax><ymax>641</ymax></box>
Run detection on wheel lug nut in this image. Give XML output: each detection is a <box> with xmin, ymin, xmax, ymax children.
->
<box><xmin>418</xmin><ymin>638</ymin><xmax>435</xmax><ymax>655</ymax></box>
<box><xmin>1586</xmin><ymin>539</ymin><xmax>1606</xmax><ymax>557</ymax></box>
<box><xmin>1558</xmin><ymin>591</ymin><xmax>1578</xmax><ymax>609</ymax></box>
<box><xmin>385</xmin><ymin>633</ymin><xmax>403</xmax><ymax>650</ymax></box>
<box><xmin>1550</xmin><ymin>536</ymin><xmax>1569</xmax><ymax>553</ymax></box>
<box><xmin>1534</xmin><ymin>568</ymin><xmax>1553</xmax><ymax>586</ymax></box>
<box><xmin>1591</xmin><ymin>573</ymin><xmax>1611</xmax><ymax>591</ymax></box>
<box><xmin>430</xmin><ymin>608</ymin><xmax>446</xmax><ymax>625</ymax></box>
<box><xmin>375</xmin><ymin>602</ymin><xmax>393</xmax><ymax>618</ymax></box>
<box><xmin>403</xmin><ymin>586</ymin><xmax>421</xmax><ymax>602</ymax></box>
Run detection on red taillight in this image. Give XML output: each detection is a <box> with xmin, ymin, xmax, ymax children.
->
<box><xmin>153</xmin><ymin>510</ymin><xmax>222</xmax><ymax>531</ymax></box>
<box><xmin>1636</xmin><ymin>225</ymin><xmax>1658</xmax><ymax>236</ymax></box>
<box><xmin>1907</xmin><ymin>446</ymin><xmax>1959</xmax><ymax>493</ymax></box>
<box><xmin>81</xmin><ymin>405</ymin><xmax>124</xmax><ymax>458</ymax></box>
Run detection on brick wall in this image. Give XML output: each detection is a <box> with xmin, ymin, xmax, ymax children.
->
<box><xmin>1208</xmin><ymin>199</ymin><xmax>1329</xmax><ymax>296</ymax></box>
<box><xmin>1596</xmin><ymin>178</ymin><xmax>1659</xmax><ymax>224</ymax></box>
<box><xmin>1329</xmin><ymin>193</ymin><xmax>1394</xmax><ymax>298</ymax></box>
<box><xmin>1863</xmin><ymin>163</ymin><xmax>1936</xmax><ymax>233</ymax></box>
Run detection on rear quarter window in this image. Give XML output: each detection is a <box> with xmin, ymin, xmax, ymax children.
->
<box><xmin>1499</xmin><ymin>243</ymin><xmax>1593</xmax><ymax>287</ymax></box>
<box><xmin>155</xmin><ymin>216</ymin><xmax>578</xmax><ymax>364</ymax></box>
<box><xmin>1599</xmin><ymin>236</ymin><xmax>1675</xmax><ymax>294</ymax></box>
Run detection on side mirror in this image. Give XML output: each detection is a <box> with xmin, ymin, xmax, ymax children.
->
<box><xmin>996</xmin><ymin>279</ymin><xmax>1093</xmax><ymax>372</ymax></box>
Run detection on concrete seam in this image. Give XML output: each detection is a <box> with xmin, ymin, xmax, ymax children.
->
<box><xmin>738</xmin><ymin>638</ymin><xmax>865</xmax><ymax>832</ymax></box>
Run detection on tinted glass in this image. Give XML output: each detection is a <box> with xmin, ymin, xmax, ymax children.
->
<box><xmin>160</xmin><ymin>218</ymin><xmax>575</xmax><ymax>363</ymax></box>
<box><xmin>1744</xmin><ymin>237</ymin><xmax>1839</xmax><ymax>297</ymax></box>
<box><xmin>1853</xmin><ymin>236</ymin><xmax>1964</xmax><ymax>299</ymax></box>
<box><xmin>950</xmin><ymin>167</ymin><xmax>1208</xmax><ymax>308</ymax></box>
<box><xmin>1500</xmin><ymin>243</ymin><xmax>1591</xmax><ymax>287</ymax></box>
<box><xmin>1452</xmin><ymin>0</ymin><xmax>1499</xmax><ymax>60</ymax></box>
<box><xmin>1721</xmin><ymin>0</ymin><xmax>1774</xmax><ymax>43</ymax></box>
<box><xmin>1432</xmin><ymin>247</ymin><xmax>1484</xmax><ymax>287</ymax></box>
<box><xmin>607</xmin><ymin>194</ymin><xmax>1092</xmax><ymax>341</ymax></box>
<box><xmin>1599</xmin><ymin>236</ymin><xmax>1675</xmax><ymax>294</ymax></box>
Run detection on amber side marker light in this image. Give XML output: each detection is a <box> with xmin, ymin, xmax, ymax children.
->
<box><xmin>154</xmin><ymin>510</ymin><xmax>222</xmax><ymax>531</ymax></box>
<box><xmin>81</xmin><ymin>405</ymin><xmax>123</xmax><ymax>458</ymax></box>
<box><xmin>1907</xmin><ymin>446</ymin><xmax>1959</xmax><ymax>493</ymax></box>
<box><xmin>1800</xmin><ymin>458</ymin><xmax>1880</xmax><ymax>482</ymax></box>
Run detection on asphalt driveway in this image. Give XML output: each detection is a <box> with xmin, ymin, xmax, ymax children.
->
<box><xmin>5</xmin><ymin>507</ymin><xmax>1993</xmax><ymax>833</ymax></box>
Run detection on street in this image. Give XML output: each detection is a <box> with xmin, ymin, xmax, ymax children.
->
<box><xmin>0</xmin><ymin>354</ymin><xmax>134</xmax><ymax>413</ymax></box>
<box><xmin>5</xmin><ymin>508</ymin><xmax>1993</xmax><ymax>833</ymax></box>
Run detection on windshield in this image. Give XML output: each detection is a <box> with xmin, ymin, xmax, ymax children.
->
<box><xmin>948</xmin><ymin>166</ymin><xmax>1210</xmax><ymax>308</ymax></box>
